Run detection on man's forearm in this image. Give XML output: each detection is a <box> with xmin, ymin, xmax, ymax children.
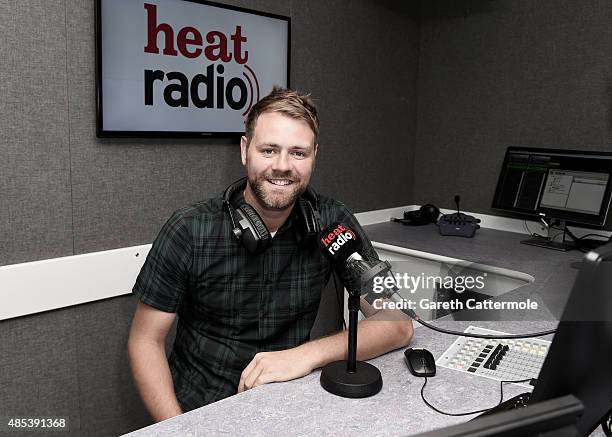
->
<box><xmin>237</xmin><ymin>310</ymin><xmax>413</xmax><ymax>392</ymax></box>
<box><xmin>302</xmin><ymin>309</ymin><xmax>414</xmax><ymax>369</ymax></box>
<box><xmin>128</xmin><ymin>339</ymin><xmax>183</xmax><ymax>422</ymax></box>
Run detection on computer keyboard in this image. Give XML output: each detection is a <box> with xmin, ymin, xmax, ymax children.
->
<box><xmin>436</xmin><ymin>326</ymin><xmax>551</xmax><ymax>388</ymax></box>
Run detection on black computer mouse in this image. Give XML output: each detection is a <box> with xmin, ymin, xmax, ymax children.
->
<box><xmin>404</xmin><ymin>348</ymin><xmax>436</xmax><ymax>377</ymax></box>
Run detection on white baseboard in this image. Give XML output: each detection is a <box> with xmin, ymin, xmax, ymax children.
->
<box><xmin>354</xmin><ymin>205</ymin><xmax>418</xmax><ymax>226</ymax></box>
<box><xmin>0</xmin><ymin>245</ymin><xmax>150</xmax><ymax>320</ymax></box>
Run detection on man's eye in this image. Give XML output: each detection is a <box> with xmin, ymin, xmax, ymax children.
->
<box><xmin>262</xmin><ymin>149</ymin><xmax>274</xmax><ymax>155</ymax></box>
<box><xmin>292</xmin><ymin>151</ymin><xmax>306</xmax><ymax>158</ymax></box>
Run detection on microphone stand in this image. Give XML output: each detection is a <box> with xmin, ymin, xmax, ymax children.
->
<box><xmin>319</xmin><ymin>283</ymin><xmax>383</xmax><ymax>398</ymax></box>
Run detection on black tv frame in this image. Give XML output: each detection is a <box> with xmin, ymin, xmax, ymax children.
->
<box><xmin>95</xmin><ymin>0</ymin><xmax>291</xmax><ymax>138</ymax></box>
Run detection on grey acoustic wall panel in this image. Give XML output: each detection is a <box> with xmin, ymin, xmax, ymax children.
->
<box><xmin>415</xmin><ymin>0</ymin><xmax>612</xmax><ymax>214</ymax></box>
<box><xmin>291</xmin><ymin>0</ymin><xmax>419</xmax><ymax>212</ymax></box>
<box><xmin>0</xmin><ymin>307</ymin><xmax>80</xmax><ymax>435</ymax></box>
<box><xmin>0</xmin><ymin>0</ymin><xmax>73</xmax><ymax>266</ymax></box>
<box><xmin>75</xmin><ymin>296</ymin><xmax>151</xmax><ymax>436</ymax></box>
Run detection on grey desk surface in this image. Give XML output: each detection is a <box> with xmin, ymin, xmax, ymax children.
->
<box><xmin>124</xmin><ymin>224</ymin><xmax>601</xmax><ymax>437</ymax></box>
<box><xmin>364</xmin><ymin>222</ymin><xmax>586</xmax><ymax>321</ymax></box>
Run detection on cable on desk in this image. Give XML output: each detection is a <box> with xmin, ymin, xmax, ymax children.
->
<box><xmin>420</xmin><ymin>377</ymin><xmax>532</xmax><ymax>417</ymax></box>
<box><xmin>564</xmin><ymin>227</ymin><xmax>612</xmax><ymax>253</ymax></box>
<box><xmin>405</xmin><ymin>309</ymin><xmax>556</xmax><ymax>339</ymax></box>
<box><xmin>523</xmin><ymin>220</ymin><xmax>547</xmax><ymax>239</ymax></box>
<box><xmin>576</xmin><ymin>233</ymin><xmax>611</xmax><ymax>241</ymax></box>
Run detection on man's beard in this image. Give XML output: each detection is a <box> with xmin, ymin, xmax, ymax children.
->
<box><xmin>248</xmin><ymin>171</ymin><xmax>305</xmax><ymax>210</ymax></box>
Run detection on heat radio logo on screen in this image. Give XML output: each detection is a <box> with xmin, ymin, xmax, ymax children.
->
<box><xmin>142</xmin><ymin>3</ymin><xmax>260</xmax><ymax>116</ymax></box>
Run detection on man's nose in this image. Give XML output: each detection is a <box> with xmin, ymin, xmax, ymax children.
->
<box><xmin>272</xmin><ymin>151</ymin><xmax>291</xmax><ymax>172</ymax></box>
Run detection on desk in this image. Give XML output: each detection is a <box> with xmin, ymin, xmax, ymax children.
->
<box><xmin>124</xmin><ymin>321</ymin><xmax>565</xmax><ymax>436</ymax></box>
<box><xmin>123</xmin><ymin>225</ymin><xmax>604</xmax><ymax>436</ymax></box>
<box><xmin>364</xmin><ymin>222</ymin><xmax>585</xmax><ymax>320</ymax></box>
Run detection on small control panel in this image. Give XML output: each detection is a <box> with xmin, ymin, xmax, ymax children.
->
<box><xmin>438</xmin><ymin>213</ymin><xmax>481</xmax><ymax>237</ymax></box>
<box><xmin>436</xmin><ymin>326</ymin><xmax>550</xmax><ymax>388</ymax></box>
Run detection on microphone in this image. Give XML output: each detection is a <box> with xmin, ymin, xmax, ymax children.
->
<box><xmin>318</xmin><ymin>222</ymin><xmax>398</xmax><ymax>297</ymax></box>
<box><xmin>316</xmin><ymin>222</ymin><xmax>384</xmax><ymax>398</ymax></box>
<box><xmin>317</xmin><ymin>222</ymin><xmax>361</xmax><ymax>262</ymax></box>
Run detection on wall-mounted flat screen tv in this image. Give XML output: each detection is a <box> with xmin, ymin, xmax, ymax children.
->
<box><xmin>96</xmin><ymin>0</ymin><xmax>290</xmax><ymax>138</ymax></box>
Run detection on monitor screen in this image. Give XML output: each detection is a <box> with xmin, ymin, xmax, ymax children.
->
<box><xmin>539</xmin><ymin>170</ymin><xmax>608</xmax><ymax>215</ymax></box>
<box><xmin>492</xmin><ymin>147</ymin><xmax>612</xmax><ymax>228</ymax></box>
<box><xmin>96</xmin><ymin>0</ymin><xmax>290</xmax><ymax>138</ymax></box>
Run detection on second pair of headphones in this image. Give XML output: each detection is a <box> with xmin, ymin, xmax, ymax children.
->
<box><xmin>393</xmin><ymin>204</ymin><xmax>440</xmax><ymax>226</ymax></box>
<box><xmin>222</xmin><ymin>178</ymin><xmax>321</xmax><ymax>254</ymax></box>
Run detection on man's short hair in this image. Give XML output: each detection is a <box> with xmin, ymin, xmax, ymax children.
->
<box><xmin>244</xmin><ymin>86</ymin><xmax>319</xmax><ymax>145</ymax></box>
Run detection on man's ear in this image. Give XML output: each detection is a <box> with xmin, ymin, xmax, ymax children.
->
<box><xmin>314</xmin><ymin>143</ymin><xmax>318</xmax><ymax>158</ymax></box>
<box><xmin>240</xmin><ymin>136</ymin><xmax>248</xmax><ymax>166</ymax></box>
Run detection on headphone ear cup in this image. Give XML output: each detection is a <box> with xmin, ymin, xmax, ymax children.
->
<box><xmin>235</xmin><ymin>204</ymin><xmax>271</xmax><ymax>254</ymax></box>
<box><xmin>403</xmin><ymin>210</ymin><xmax>422</xmax><ymax>225</ymax></box>
<box><xmin>420</xmin><ymin>204</ymin><xmax>440</xmax><ymax>222</ymax></box>
<box><xmin>402</xmin><ymin>207</ymin><xmax>438</xmax><ymax>226</ymax></box>
<box><xmin>295</xmin><ymin>197</ymin><xmax>320</xmax><ymax>246</ymax></box>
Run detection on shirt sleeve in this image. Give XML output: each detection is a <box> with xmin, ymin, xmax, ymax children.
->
<box><xmin>132</xmin><ymin>210</ymin><xmax>192</xmax><ymax>313</ymax></box>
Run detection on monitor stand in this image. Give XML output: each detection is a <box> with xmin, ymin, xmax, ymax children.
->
<box><xmin>520</xmin><ymin>237</ymin><xmax>574</xmax><ymax>251</ymax></box>
<box><xmin>520</xmin><ymin>220</ymin><xmax>575</xmax><ymax>251</ymax></box>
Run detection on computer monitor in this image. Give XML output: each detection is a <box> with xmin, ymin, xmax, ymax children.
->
<box><xmin>411</xmin><ymin>242</ymin><xmax>612</xmax><ymax>437</ymax></box>
<box><xmin>492</xmin><ymin>147</ymin><xmax>612</xmax><ymax>250</ymax></box>
<box><xmin>529</xmin><ymin>243</ymin><xmax>612</xmax><ymax>435</ymax></box>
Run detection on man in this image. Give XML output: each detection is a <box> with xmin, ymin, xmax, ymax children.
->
<box><xmin>128</xmin><ymin>87</ymin><xmax>413</xmax><ymax>421</ymax></box>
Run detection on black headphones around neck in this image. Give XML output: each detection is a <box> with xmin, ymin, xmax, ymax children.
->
<box><xmin>222</xmin><ymin>178</ymin><xmax>321</xmax><ymax>254</ymax></box>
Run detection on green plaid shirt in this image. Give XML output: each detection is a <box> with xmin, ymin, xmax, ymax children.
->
<box><xmin>133</xmin><ymin>191</ymin><xmax>377</xmax><ymax>411</ymax></box>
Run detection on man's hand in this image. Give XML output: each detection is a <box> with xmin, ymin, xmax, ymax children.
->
<box><xmin>238</xmin><ymin>348</ymin><xmax>316</xmax><ymax>393</ymax></box>
<box><xmin>236</xmin><ymin>302</ymin><xmax>413</xmax><ymax>394</ymax></box>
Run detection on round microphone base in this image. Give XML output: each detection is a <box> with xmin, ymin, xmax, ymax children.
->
<box><xmin>320</xmin><ymin>360</ymin><xmax>382</xmax><ymax>398</ymax></box>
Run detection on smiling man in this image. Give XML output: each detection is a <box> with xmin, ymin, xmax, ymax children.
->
<box><xmin>127</xmin><ymin>87</ymin><xmax>413</xmax><ymax>422</ymax></box>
